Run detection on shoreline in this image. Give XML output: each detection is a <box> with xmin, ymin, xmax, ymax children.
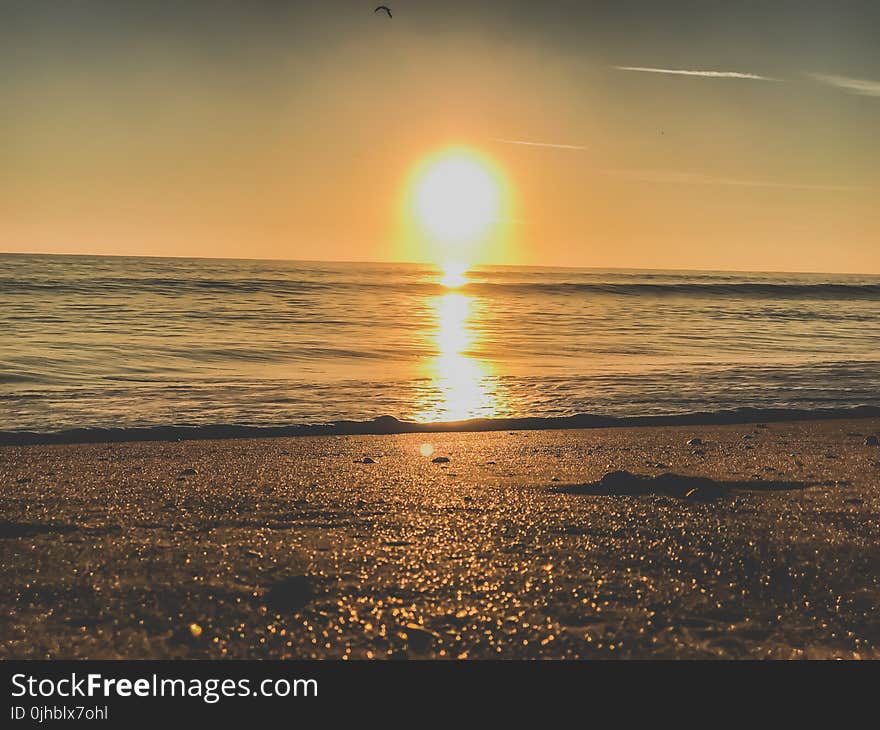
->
<box><xmin>3</xmin><ymin>404</ymin><xmax>880</xmax><ymax>446</ymax></box>
<box><xmin>2</xmin><ymin>417</ymin><xmax>879</xmax><ymax>659</ymax></box>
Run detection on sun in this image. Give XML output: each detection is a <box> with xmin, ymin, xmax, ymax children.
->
<box><xmin>398</xmin><ymin>146</ymin><xmax>513</xmax><ymax>274</ymax></box>
<box><xmin>412</xmin><ymin>151</ymin><xmax>502</xmax><ymax>246</ymax></box>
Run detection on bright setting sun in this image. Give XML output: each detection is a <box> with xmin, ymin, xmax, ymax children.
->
<box><xmin>401</xmin><ymin>147</ymin><xmax>510</xmax><ymax>271</ymax></box>
<box><xmin>413</xmin><ymin>152</ymin><xmax>501</xmax><ymax>244</ymax></box>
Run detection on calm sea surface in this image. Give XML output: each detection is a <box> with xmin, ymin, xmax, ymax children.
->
<box><xmin>2</xmin><ymin>253</ymin><xmax>880</xmax><ymax>432</ymax></box>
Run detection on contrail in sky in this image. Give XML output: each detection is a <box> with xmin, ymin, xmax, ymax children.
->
<box><xmin>493</xmin><ymin>138</ymin><xmax>588</xmax><ymax>151</ymax></box>
<box><xmin>808</xmin><ymin>72</ymin><xmax>880</xmax><ymax>96</ymax></box>
<box><xmin>614</xmin><ymin>66</ymin><xmax>777</xmax><ymax>81</ymax></box>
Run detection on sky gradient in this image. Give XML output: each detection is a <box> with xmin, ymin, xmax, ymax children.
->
<box><xmin>2</xmin><ymin>1</ymin><xmax>879</xmax><ymax>272</ymax></box>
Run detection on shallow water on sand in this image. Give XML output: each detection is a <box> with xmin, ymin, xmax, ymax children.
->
<box><xmin>2</xmin><ymin>253</ymin><xmax>880</xmax><ymax>432</ymax></box>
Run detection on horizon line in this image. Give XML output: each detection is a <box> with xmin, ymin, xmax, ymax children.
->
<box><xmin>2</xmin><ymin>249</ymin><xmax>876</xmax><ymax>278</ymax></box>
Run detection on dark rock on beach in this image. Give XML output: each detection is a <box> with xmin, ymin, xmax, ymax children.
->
<box><xmin>553</xmin><ymin>467</ymin><xmax>814</xmax><ymax>502</ymax></box>
<box><xmin>265</xmin><ymin>575</ymin><xmax>313</xmax><ymax>612</ymax></box>
<box><xmin>553</xmin><ymin>470</ymin><xmax>729</xmax><ymax>501</ymax></box>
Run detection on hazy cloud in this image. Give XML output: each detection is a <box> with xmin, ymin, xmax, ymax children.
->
<box><xmin>493</xmin><ymin>138</ymin><xmax>588</xmax><ymax>151</ymax></box>
<box><xmin>604</xmin><ymin>168</ymin><xmax>863</xmax><ymax>192</ymax></box>
<box><xmin>614</xmin><ymin>66</ymin><xmax>778</xmax><ymax>81</ymax></box>
<box><xmin>808</xmin><ymin>72</ymin><xmax>880</xmax><ymax>96</ymax></box>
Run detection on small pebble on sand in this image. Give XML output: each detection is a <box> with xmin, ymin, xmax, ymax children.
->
<box><xmin>865</xmin><ymin>435</ymin><xmax>879</xmax><ymax>446</ymax></box>
<box><xmin>432</xmin><ymin>456</ymin><xmax>450</xmax><ymax>464</ymax></box>
<box><xmin>265</xmin><ymin>575</ymin><xmax>313</xmax><ymax>611</ymax></box>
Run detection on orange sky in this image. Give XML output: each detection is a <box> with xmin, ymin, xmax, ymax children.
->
<box><xmin>2</xmin><ymin>2</ymin><xmax>879</xmax><ymax>273</ymax></box>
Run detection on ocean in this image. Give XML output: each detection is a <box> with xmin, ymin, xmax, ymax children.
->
<box><xmin>2</xmin><ymin>253</ymin><xmax>879</xmax><ymax>436</ymax></box>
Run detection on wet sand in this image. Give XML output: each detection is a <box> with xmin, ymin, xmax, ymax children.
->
<box><xmin>2</xmin><ymin>418</ymin><xmax>879</xmax><ymax>659</ymax></box>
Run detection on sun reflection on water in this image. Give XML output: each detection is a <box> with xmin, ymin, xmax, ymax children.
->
<box><xmin>415</xmin><ymin>268</ymin><xmax>500</xmax><ymax>422</ymax></box>
<box><xmin>439</xmin><ymin>261</ymin><xmax>468</xmax><ymax>289</ymax></box>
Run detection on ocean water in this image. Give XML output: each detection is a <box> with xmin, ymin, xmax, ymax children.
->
<box><xmin>2</xmin><ymin>253</ymin><xmax>880</xmax><ymax>434</ymax></box>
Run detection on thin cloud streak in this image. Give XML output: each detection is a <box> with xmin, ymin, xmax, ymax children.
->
<box><xmin>808</xmin><ymin>72</ymin><xmax>880</xmax><ymax>97</ymax></box>
<box><xmin>614</xmin><ymin>66</ymin><xmax>778</xmax><ymax>81</ymax></box>
<box><xmin>603</xmin><ymin>168</ymin><xmax>864</xmax><ymax>192</ymax></box>
<box><xmin>493</xmin><ymin>138</ymin><xmax>588</xmax><ymax>151</ymax></box>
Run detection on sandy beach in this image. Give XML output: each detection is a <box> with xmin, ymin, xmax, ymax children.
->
<box><xmin>2</xmin><ymin>418</ymin><xmax>879</xmax><ymax>660</ymax></box>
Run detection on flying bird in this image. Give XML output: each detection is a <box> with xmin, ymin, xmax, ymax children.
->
<box><xmin>374</xmin><ymin>5</ymin><xmax>392</xmax><ymax>18</ymax></box>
